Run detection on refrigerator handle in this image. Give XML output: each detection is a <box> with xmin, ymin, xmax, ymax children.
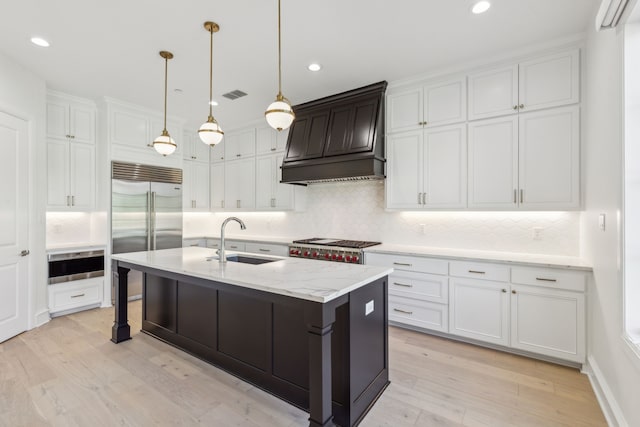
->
<box><xmin>151</xmin><ymin>191</ymin><xmax>157</xmax><ymax>250</ymax></box>
<box><xmin>146</xmin><ymin>191</ymin><xmax>152</xmax><ymax>250</ymax></box>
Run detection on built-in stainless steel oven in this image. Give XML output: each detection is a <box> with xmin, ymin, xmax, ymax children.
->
<box><xmin>48</xmin><ymin>250</ymin><xmax>105</xmax><ymax>285</ymax></box>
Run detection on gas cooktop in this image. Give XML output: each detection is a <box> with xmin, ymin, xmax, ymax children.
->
<box><xmin>292</xmin><ymin>238</ymin><xmax>381</xmax><ymax>249</ymax></box>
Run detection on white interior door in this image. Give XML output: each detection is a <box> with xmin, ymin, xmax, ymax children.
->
<box><xmin>0</xmin><ymin>111</ymin><xmax>29</xmax><ymax>343</ymax></box>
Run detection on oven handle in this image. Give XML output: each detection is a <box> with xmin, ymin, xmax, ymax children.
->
<box><xmin>48</xmin><ymin>250</ymin><xmax>105</xmax><ymax>262</ymax></box>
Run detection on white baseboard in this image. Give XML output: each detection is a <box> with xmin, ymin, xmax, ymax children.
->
<box><xmin>585</xmin><ymin>355</ymin><xmax>628</xmax><ymax>427</ymax></box>
<box><xmin>34</xmin><ymin>309</ymin><xmax>50</xmax><ymax>327</ymax></box>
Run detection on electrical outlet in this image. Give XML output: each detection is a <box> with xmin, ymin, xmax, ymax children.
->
<box><xmin>420</xmin><ymin>224</ymin><xmax>426</xmax><ymax>235</ymax></box>
<box><xmin>532</xmin><ymin>227</ymin><xmax>544</xmax><ymax>240</ymax></box>
<box><xmin>365</xmin><ymin>300</ymin><xmax>374</xmax><ymax>316</ymax></box>
<box><xmin>53</xmin><ymin>224</ymin><xmax>61</xmax><ymax>234</ymax></box>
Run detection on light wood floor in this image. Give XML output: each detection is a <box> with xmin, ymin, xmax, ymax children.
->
<box><xmin>0</xmin><ymin>301</ymin><xmax>607</xmax><ymax>427</ymax></box>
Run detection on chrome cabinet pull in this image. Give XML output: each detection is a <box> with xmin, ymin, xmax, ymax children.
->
<box><xmin>422</xmin><ymin>193</ymin><xmax>426</xmax><ymax>205</ymax></box>
<box><xmin>519</xmin><ymin>104</ymin><xmax>524</xmax><ymax>109</ymax></box>
<box><xmin>393</xmin><ymin>308</ymin><xmax>413</xmax><ymax>315</ymax></box>
<box><xmin>520</xmin><ymin>189</ymin><xmax>524</xmax><ymax>203</ymax></box>
<box><xmin>393</xmin><ymin>262</ymin><xmax>412</xmax><ymax>267</ymax></box>
<box><xmin>20</xmin><ymin>250</ymin><xmax>30</xmax><ymax>257</ymax></box>
<box><xmin>468</xmin><ymin>270</ymin><xmax>485</xmax><ymax>274</ymax></box>
<box><xmin>536</xmin><ymin>277</ymin><xmax>557</xmax><ymax>282</ymax></box>
<box><xmin>514</xmin><ymin>189</ymin><xmax>517</xmax><ymax>204</ymax></box>
<box><xmin>259</xmin><ymin>248</ymin><xmax>271</xmax><ymax>252</ymax></box>
<box><xmin>70</xmin><ymin>293</ymin><xmax>85</xmax><ymax>298</ymax></box>
<box><xmin>513</xmin><ymin>105</ymin><xmax>518</xmax><ymax>110</ymax></box>
<box><xmin>67</xmin><ymin>195</ymin><xmax>71</xmax><ymax>206</ymax></box>
<box><xmin>418</xmin><ymin>193</ymin><xmax>422</xmax><ymax>204</ymax></box>
<box><xmin>512</xmin><ymin>290</ymin><xmax>517</xmax><ymax>294</ymax></box>
<box><xmin>71</xmin><ymin>195</ymin><xmax>74</xmax><ymax>206</ymax></box>
<box><xmin>393</xmin><ymin>282</ymin><xmax>413</xmax><ymax>288</ymax></box>
<box><xmin>502</xmin><ymin>289</ymin><xmax>507</xmax><ymax>293</ymax></box>
<box><xmin>236</xmin><ymin>199</ymin><xmax>241</xmax><ymax>208</ymax></box>
<box><xmin>236</xmin><ymin>154</ymin><xmax>241</xmax><ymax>157</ymax></box>
<box><xmin>221</xmin><ymin>200</ymin><xmax>225</xmax><ymax>208</ymax></box>
<box><xmin>271</xmin><ymin>147</ymin><xmax>276</xmax><ymax>151</ymax></box>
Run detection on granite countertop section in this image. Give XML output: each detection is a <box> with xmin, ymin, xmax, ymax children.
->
<box><xmin>183</xmin><ymin>234</ymin><xmax>294</xmax><ymax>245</ymax></box>
<box><xmin>112</xmin><ymin>247</ymin><xmax>393</xmax><ymax>303</ymax></box>
<box><xmin>364</xmin><ymin>244</ymin><xmax>592</xmax><ymax>271</ymax></box>
<box><xmin>47</xmin><ymin>243</ymin><xmax>107</xmax><ymax>254</ymax></box>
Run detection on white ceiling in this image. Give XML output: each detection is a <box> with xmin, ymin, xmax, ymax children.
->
<box><xmin>0</xmin><ymin>0</ymin><xmax>598</xmax><ymax>132</ymax></box>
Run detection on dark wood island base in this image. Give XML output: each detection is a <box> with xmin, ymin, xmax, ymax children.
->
<box><xmin>111</xmin><ymin>259</ymin><xmax>389</xmax><ymax>427</ymax></box>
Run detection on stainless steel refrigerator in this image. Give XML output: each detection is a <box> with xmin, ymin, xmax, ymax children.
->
<box><xmin>111</xmin><ymin>161</ymin><xmax>183</xmax><ymax>300</ymax></box>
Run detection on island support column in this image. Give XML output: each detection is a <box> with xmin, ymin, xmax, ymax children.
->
<box><xmin>305</xmin><ymin>301</ymin><xmax>339</xmax><ymax>427</ymax></box>
<box><xmin>111</xmin><ymin>261</ymin><xmax>131</xmax><ymax>343</ymax></box>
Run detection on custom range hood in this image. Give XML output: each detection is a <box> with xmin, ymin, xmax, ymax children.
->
<box><xmin>280</xmin><ymin>81</ymin><xmax>387</xmax><ymax>184</ymax></box>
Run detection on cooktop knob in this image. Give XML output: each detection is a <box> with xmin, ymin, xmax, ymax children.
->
<box><xmin>303</xmin><ymin>251</ymin><xmax>310</xmax><ymax>257</ymax></box>
<box><xmin>337</xmin><ymin>254</ymin><xmax>344</xmax><ymax>261</ymax></box>
<box><xmin>324</xmin><ymin>253</ymin><xmax>330</xmax><ymax>259</ymax></box>
<box><xmin>345</xmin><ymin>255</ymin><xmax>352</xmax><ymax>262</ymax></box>
<box><xmin>331</xmin><ymin>253</ymin><xmax>337</xmax><ymax>260</ymax></box>
<box><xmin>352</xmin><ymin>256</ymin><xmax>359</xmax><ymax>263</ymax></box>
<box><xmin>312</xmin><ymin>252</ymin><xmax>319</xmax><ymax>258</ymax></box>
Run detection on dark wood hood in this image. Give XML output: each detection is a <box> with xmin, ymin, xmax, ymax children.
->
<box><xmin>281</xmin><ymin>81</ymin><xmax>387</xmax><ymax>185</ymax></box>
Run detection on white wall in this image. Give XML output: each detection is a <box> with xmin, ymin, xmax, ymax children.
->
<box><xmin>46</xmin><ymin>212</ymin><xmax>108</xmax><ymax>247</ymax></box>
<box><xmin>0</xmin><ymin>51</ymin><xmax>48</xmax><ymax>327</ymax></box>
<box><xmin>582</xmin><ymin>17</ymin><xmax>640</xmax><ymax>427</ymax></box>
<box><xmin>185</xmin><ymin>181</ymin><xmax>581</xmax><ymax>256</ymax></box>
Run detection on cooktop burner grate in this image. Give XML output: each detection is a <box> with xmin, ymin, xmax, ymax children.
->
<box><xmin>292</xmin><ymin>238</ymin><xmax>381</xmax><ymax>249</ymax></box>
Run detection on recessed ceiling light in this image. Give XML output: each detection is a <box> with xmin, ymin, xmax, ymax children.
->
<box><xmin>209</xmin><ymin>100</ymin><xmax>218</xmax><ymax>106</ymax></box>
<box><xmin>307</xmin><ymin>63</ymin><xmax>322</xmax><ymax>72</ymax></box>
<box><xmin>472</xmin><ymin>1</ymin><xmax>491</xmax><ymax>14</ymax></box>
<box><xmin>30</xmin><ymin>37</ymin><xmax>50</xmax><ymax>47</ymax></box>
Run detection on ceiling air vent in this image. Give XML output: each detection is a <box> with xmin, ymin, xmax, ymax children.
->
<box><xmin>222</xmin><ymin>90</ymin><xmax>248</xmax><ymax>100</ymax></box>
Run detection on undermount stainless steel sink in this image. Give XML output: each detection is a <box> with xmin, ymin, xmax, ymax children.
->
<box><xmin>206</xmin><ymin>254</ymin><xmax>278</xmax><ymax>265</ymax></box>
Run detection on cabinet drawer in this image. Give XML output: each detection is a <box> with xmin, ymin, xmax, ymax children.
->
<box><xmin>245</xmin><ymin>242</ymin><xmax>288</xmax><ymax>257</ymax></box>
<box><xmin>206</xmin><ymin>238</ymin><xmax>221</xmax><ymax>249</ymax></box>
<box><xmin>225</xmin><ymin>241</ymin><xmax>245</xmax><ymax>251</ymax></box>
<box><xmin>49</xmin><ymin>277</ymin><xmax>103</xmax><ymax>314</ymax></box>
<box><xmin>449</xmin><ymin>260</ymin><xmax>510</xmax><ymax>282</ymax></box>
<box><xmin>183</xmin><ymin>238</ymin><xmax>207</xmax><ymax>248</ymax></box>
<box><xmin>389</xmin><ymin>295</ymin><xmax>448</xmax><ymax>333</ymax></box>
<box><xmin>388</xmin><ymin>271</ymin><xmax>448</xmax><ymax>304</ymax></box>
<box><xmin>366</xmin><ymin>253</ymin><xmax>448</xmax><ymax>275</ymax></box>
<box><xmin>511</xmin><ymin>267</ymin><xmax>586</xmax><ymax>292</ymax></box>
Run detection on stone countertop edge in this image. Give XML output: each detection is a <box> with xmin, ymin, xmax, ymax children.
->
<box><xmin>364</xmin><ymin>244</ymin><xmax>592</xmax><ymax>271</ymax></box>
<box><xmin>46</xmin><ymin>243</ymin><xmax>107</xmax><ymax>254</ymax></box>
<box><xmin>111</xmin><ymin>247</ymin><xmax>393</xmax><ymax>303</ymax></box>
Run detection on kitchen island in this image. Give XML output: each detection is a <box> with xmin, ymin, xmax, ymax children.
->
<box><xmin>111</xmin><ymin>247</ymin><xmax>392</xmax><ymax>427</ymax></box>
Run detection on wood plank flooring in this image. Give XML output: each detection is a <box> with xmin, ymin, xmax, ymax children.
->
<box><xmin>0</xmin><ymin>301</ymin><xmax>607</xmax><ymax>426</ymax></box>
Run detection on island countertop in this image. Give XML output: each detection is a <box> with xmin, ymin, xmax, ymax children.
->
<box><xmin>111</xmin><ymin>246</ymin><xmax>393</xmax><ymax>303</ymax></box>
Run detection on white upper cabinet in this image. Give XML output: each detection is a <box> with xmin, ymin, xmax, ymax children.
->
<box><xmin>224</xmin><ymin>158</ymin><xmax>256</xmax><ymax>210</ymax></box>
<box><xmin>387</xmin><ymin>77</ymin><xmax>467</xmax><ymax>133</ymax></box>
<box><xmin>183</xmin><ymin>160</ymin><xmax>210</xmax><ymax>211</ymax></box>
<box><xmin>386</xmin><ymin>124</ymin><xmax>467</xmax><ymax>209</ymax></box>
<box><xmin>225</xmin><ymin>128</ymin><xmax>256</xmax><ymax>160</ymax></box>
<box><xmin>468</xmin><ymin>49</ymin><xmax>579</xmax><ymax>120</ymax></box>
<box><xmin>183</xmin><ymin>130</ymin><xmax>211</xmax><ymax>162</ymax></box>
<box><xmin>211</xmin><ymin>139</ymin><xmax>225</xmax><ymax>163</ymax></box>
<box><xmin>256</xmin><ymin>153</ymin><xmax>294</xmax><ymax>210</ymax></box>
<box><xmin>47</xmin><ymin>94</ymin><xmax>96</xmax><ymax>144</ymax></box>
<box><xmin>468</xmin><ymin>106</ymin><xmax>580</xmax><ymax>210</ymax></box>
<box><xmin>210</xmin><ymin>163</ymin><xmax>225</xmax><ymax>210</ymax></box>
<box><xmin>256</xmin><ymin>126</ymin><xmax>289</xmax><ymax>155</ymax></box>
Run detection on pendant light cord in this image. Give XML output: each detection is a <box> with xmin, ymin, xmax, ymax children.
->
<box><xmin>163</xmin><ymin>55</ymin><xmax>168</xmax><ymax>131</ymax></box>
<box><xmin>278</xmin><ymin>0</ymin><xmax>282</xmax><ymax>97</ymax></box>
<box><xmin>209</xmin><ymin>26</ymin><xmax>214</xmax><ymax>118</ymax></box>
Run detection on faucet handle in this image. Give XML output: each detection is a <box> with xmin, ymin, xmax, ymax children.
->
<box><xmin>215</xmin><ymin>249</ymin><xmax>220</xmax><ymax>255</ymax></box>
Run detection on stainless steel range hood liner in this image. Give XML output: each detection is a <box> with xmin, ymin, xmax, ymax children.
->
<box><xmin>280</xmin><ymin>81</ymin><xmax>387</xmax><ymax>185</ymax></box>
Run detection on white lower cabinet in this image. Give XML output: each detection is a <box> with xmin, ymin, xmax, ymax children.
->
<box><xmin>449</xmin><ymin>277</ymin><xmax>510</xmax><ymax>346</ymax></box>
<box><xmin>183</xmin><ymin>238</ymin><xmax>207</xmax><ymax>247</ymax></box>
<box><xmin>244</xmin><ymin>242</ymin><xmax>289</xmax><ymax>257</ymax></box>
<box><xmin>48</xmin><ymin>277</ymin><xmax>103</xmax><ymax>317</ymax></box>
<box><xmin>389</xmin><ymin>295</ymin><xmax>448</xmax><ymax>332</ymax></box>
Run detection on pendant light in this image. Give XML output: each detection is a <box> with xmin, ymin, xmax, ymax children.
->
<box><xmin>264</xmin><ymin>0</ymin><xmax>295</xmax><ymax>131</ymax></box>
<box><xmin>198</xmin><ymin>21</ymin><xmax>224</xmax><ymax>145</ymax></box>
<box><xmin>153</xmin><ymin>51</ymin><xmax>177</xmax><ymax>156</ymax></box>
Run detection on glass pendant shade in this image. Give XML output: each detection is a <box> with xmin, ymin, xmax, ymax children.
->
<box><xmin>199</xmin><ymin>117</ymin><xmax>224</xmax><ymax>145</ymax></box>
<box><xmin>265</xmin><ymin>97</ymin><xmax>295</xmax><ymax>131</ymax></box>
<box><xmin>153</xmin><ymin>130</ymin><xmax>177</xmax><ymax>156</ymax></box>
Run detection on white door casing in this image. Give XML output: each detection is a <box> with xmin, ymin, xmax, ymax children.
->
<box><xmin>0</xmin><ymin>111</ymin><xmax>29</xmax><ymax>343</ymax></box>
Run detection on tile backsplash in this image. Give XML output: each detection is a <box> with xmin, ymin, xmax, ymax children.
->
<box><xmin>185</xmin><ymin>181</ymin><xmax>581</xmax><ymax>256</ymax></box>
<box><xmin>46</xmin><ymin>211</ymin><xmax>107</xmax><ymax>247</ymax></box>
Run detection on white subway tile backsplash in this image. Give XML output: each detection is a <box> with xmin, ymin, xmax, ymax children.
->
<box><xmin>185</xmin><ymin>181</ymin><xmax>580</xmax><ymax>256</ymax></box>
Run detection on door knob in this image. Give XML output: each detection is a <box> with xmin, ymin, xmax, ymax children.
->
<box><xmin>20</xmin><ymin>250</ymin><xmax>30</xmax><ymax>257</ymax></box>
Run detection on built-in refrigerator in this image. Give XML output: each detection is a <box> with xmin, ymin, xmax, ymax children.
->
<box><xmin>111</xmin><ymin>161</ymin><xmax>182</xmax><ymax>300</ymax></box>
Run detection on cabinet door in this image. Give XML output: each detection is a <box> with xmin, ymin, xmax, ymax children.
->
<box><xmin>69</xmin><ymin>104</ymin><xmax>95</xmax><ymax>144</ymax></box>
<box><xmin>284</xmin><ymin>109</ymin><xmax>329</xmax><ymax>161</ymax></box>
<box><xmin>511</xmin><ymin>284</ymin><xmax>585</xmax><ymax>362</ymax></box>
<box><xmin>111</xmin><ymin>108</ymin><xmax>150</xmax><ymax>150</ymax></box>
<box><xmin>182</xmin><ymin>131</ymin><xmax>194</xmax><ymax>160</ymax></box>
<box><xmin>449</xmin><ymin>278</ymin><xmax>510</xmax><ymax>346</ymax></box>
<box><xmin>191</xmin><ymin>161</ymin><xmax>210</xmax><ymax>210</ymax></box>
<box><xmin>46</xmin><ymin>101</ymin><xmax>69</xmax><ymax>140</ymax></box>
<box><xmin>225</xmin><ymin>128</ymin><xmax>255</xmax><ymax>159</ymax></box>
<box><xmin>193</xmin><ymin>133</ymin><xmax>211</xmax><ymax>162</ymax></box>
<box><xmin>385</xmin><ymin>131</ymin><xmax>422</xmax><ymax>209</ymax></box>
<box><xmin>256</xmin><ymin>125</ymin><xmax>277</xmax><ymax>155</ymax></box>
<box><xmin>518</xmin><ymin>106</ymin><xmax>580</xmax><ymax>209</ymax></box>
<box><xmin>69</xmin><ymin>143</ymin><xmax>95</xmax><ymax>209</ymax></box>
<box><xmin>273</xmin><ymin>154</ymin><xmax>293</xmax><ymax>210</ymax></box>
<box><xmin>386</xmin><ymin>87</ymin><xmax>423</xmax><ymax>133</ymax></box>
<box><xmin>468</xmin><ymin>65</ymin><xmax>518</xmax><ymax>120</ymax></box>
<box><xmin>255</xmin><ymin>155</ymin><xmax>274</xmax><ymax>209</ymax></box>
<box><xmin>47</xmin><ymin>139</ymin><xmax>70</xmax><ymax>208</ymax></box>
<box><xmin>424</xmin><ymin>77</ymin><xmax>467</xmax><ymax>127</ymax></box>
<box><xmin>423</xmin><ymin>124</ymin><xmax>467</xmax><ymax>208</ymax></box>
<box><xmin>225</xmin><ymin>158</ymin><xmax>255</xmax><ymax>210</ymax></box>
<box><xmin>324</xmin><ymin>96</ymin><xmax>378</xmax><ymax>156</ymax></box>
<box><xmin>276</xmin><ymin>128</ymin><xmax>289</xmax><ymax>152</ymax></box>
<box><xmin>210</xmin><ymin>163</ymin><xmax>225</xmax><ymax>210</ymax></box>
<box><xmin>211</xmin><ymin>139</ymin><xmax>225</xmax><ymax>163</ymax></box>
<box><xmin>468</xmin><ymin>116</ymin><xmax>518</xmax><ymax>208</ymax></box>
<box><xmin>519</xmin><ymin>49</ymin><xmax>580</xmax><ymax>112</ymax></box>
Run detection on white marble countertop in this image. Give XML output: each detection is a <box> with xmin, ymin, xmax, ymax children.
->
<box><xmin>182</xmin><ymin>234</ymin><xmax>294</xmax><ymax>245</ymax></box>
<box><xmin>364</xmin><ymin>243</ymin><xmax>591</xmax><ymax>270</ymax></box>
<box><xmin>112</xmin><ymin>247</ymin><xmax>393</xmax><ymax>303</ymax></box>
<box><xmin>47</xmin><ymin>243</ymin><xmax>107</xmax><ymax>254</ymax></box>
